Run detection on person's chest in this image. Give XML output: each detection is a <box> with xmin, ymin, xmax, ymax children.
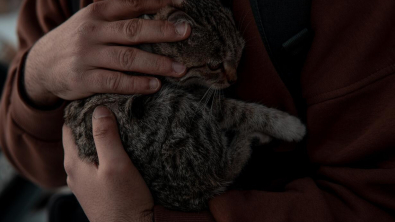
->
<box><xmin>232</xmin><ymin>0</ymin><xmax>395</xmax><ymax>110</ymax></box>
<box><xmin>230</xmin><ymin>0</ymin><xmax>395</xmax><ymax>188</ymax></box>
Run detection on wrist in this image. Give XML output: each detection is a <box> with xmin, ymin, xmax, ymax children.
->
<box><xmin>22</xmin><ymin>51</ymin><xmax>62</xmax><ymax>109</ymax></box>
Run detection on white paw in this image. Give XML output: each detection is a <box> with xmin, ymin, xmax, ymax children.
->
<box><xmin>272</xmin><ymin>116</ymin><xmax>306</xmax><ymax>142</ymax></box>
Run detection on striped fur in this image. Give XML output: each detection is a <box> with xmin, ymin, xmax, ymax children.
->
<box><xmin>64</xmin><ymin>0</ymin><xmax>306</xmax><ymax>211</ymax></box>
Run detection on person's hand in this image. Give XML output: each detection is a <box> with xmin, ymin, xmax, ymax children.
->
<box><xmin>63</xmin><ymin>106</ymin><xmax>154</xmax><ymax>222</ymax></box>
<box><xmin>25</xmin><ymin>0</ymin><xmax>190</xmax><ymax>108</ymax></box>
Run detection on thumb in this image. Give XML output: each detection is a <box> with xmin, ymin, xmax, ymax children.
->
<box><xmin>92</xmin><ymin>106</ymin><xmax>129</xmax><ymax>167</ymax></box>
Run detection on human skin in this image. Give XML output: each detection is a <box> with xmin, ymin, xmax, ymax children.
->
<box><xmin>24</xmin><ymin>0</ymin><xmax>190</xmax><ymax>108</ymax></box>
<box><xmin>63</xmin><ymin>106</ymin><xmax>154</xmax><ymax>222</ymax></box>
<box><xmin>33</xmin><ymin>0</ymin><xmax>189</xmax><ymax>220</ymax></box>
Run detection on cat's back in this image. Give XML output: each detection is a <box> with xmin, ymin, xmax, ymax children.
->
<box><xmin>64</xmin><ymin>85</ymin><xmax>231</xmax><ymax>210</ymax></box>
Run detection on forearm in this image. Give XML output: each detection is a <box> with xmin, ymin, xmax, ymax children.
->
<box><xmin>0</xmin><ymin>50</ymin><xmax>67</xmax><ymax>188</ymax></box>
<box><xmin>152</xmin><ymin>167</ymin><xmax>395</xmax><ymax>222</ymax></box>
<box><xmin>0</xmin><ymin>0</ymin><xmax>69</xmax><ymax>187</ymax></box>
<box><xmin>209</xmin><ymin>172</ymin><xmax>395</xmax><ymax>222</ymax></box>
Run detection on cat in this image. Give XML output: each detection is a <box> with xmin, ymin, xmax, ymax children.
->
<box><xmin>64</xmin><ymin>0</ymin><xmax>306</xmax><ymax>211</ymax></box>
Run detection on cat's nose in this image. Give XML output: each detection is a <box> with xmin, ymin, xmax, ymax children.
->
<box><xmin>224</xmin><ymin>61</ymin><xmax>237</xmax><ymax>84</ymax></box>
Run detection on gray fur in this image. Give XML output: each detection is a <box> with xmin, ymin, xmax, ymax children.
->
<box><xmin>64</xmin><ymin>0</ymin><xmax>306</xmax><ymax>211</ymax></box>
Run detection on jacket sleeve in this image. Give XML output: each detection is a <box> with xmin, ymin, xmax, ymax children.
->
<box><xmin>154</xmin><ymin>0</ymin><xmax>395</xmax><ymax>221</ymax></box>
<box><xmin>207</xmin><ymin>72</ymin><xmax>395</xmax><ymax>222</ymax></box>
<box><xmin>0</xmin><ymin>0</ymin><xmax>72</xmax><ymax>188</ymax></box>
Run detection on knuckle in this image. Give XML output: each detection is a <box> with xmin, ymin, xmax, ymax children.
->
<box><xmin>105</xmin><ymin>72</ymin><xmax>123</xmax><ymax>91</ymax></box>
<box><xmin>123</xmin><ymin>0</ymin><xmax>143</xmax><ymax>11</ymax></box>
<box><xmin>93</xmin><ymin>121</ymin><xmax>111</xmax><ymax>139</ymax></box>
<box><xmin>85</xmin><ymin>2</ymin><xmax>105</xmax><ymax>16</ymax></box>
<box><xmin>64</xmin><ymin>161</ymin><xmax>74</xmax><ymax>178</ymax></box>
<box><xmin>153</xmin><ymin>56</ymin><xmax>170</xmax><ymax>73</ymax></box>
<box><xmin>114</xmin><ymin>163</ymin><xmax>130</xmax><ymax>175</ymax></box>
<box><xmin>124</xmin><ymin>19</ymin><xmax>143</xmax><ymax>42</ymax></box>
<box><xmin>59</xmin><ymin>70</ymin><xmax>84</xmax><ymax>96</ymax></box>
<box><xmin>69</xmin><ymin>71</ymin><xmax>83</xmax><ymax>88</ymax></box>
<box><xmin>118</xmin><ymin>48</ymin><xmax>137</xmax><ymax>70</ymax></box>
<box><xmin>76</xmin><ymin>21</ymin><xmax>97</xmax><ymax>35</ymax></box>
<box><xmin>102</xmin><ymin>162</ymin><xmax>129</xmax><ymax>177</ymax></box>
<box><xmin>159</xmin><ymin>21</ymin><xmax>171</xmax><ymax>38</ymax></box>
<box><xmin>101</xmin><ymin>165</ymin><xmax>120</xmax><ymax>179</ymax></box>
<box><xmin>69</xmin><ymin>56</ymin><xmax>82</xmax><ymax>72</ymax></box>
<box><xmin>125</xmin><ymin>76</ymin><xmax>137</xmax><ymax>92</ymax></box>
<box><xmin>66</xmin><ymin>177</ymin><xmax>73</xmax><ymax>188</ymax></box>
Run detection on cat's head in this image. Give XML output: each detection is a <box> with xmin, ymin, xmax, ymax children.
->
<box><xmin>150</xmin><ymin>0</ymin><xmax>245</xmax><ymax>89</ymax></box>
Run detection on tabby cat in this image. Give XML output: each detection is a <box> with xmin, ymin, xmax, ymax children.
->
<box><xmin>64</xmin><ymin>0</ymin><xmax>306</xmax><ymax>211</ymax></box>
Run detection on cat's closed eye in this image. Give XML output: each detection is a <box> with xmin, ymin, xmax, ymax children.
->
<box><xmin>208</xmin><ymin>62</ymin><xmax>223</xmax><ymax>71</ymax></box>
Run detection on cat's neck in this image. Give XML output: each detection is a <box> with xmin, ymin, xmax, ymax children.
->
<box><xmin>161</xmin><ymin>78</ymin><xmax>208</xmax><ymax>93</ymax></box>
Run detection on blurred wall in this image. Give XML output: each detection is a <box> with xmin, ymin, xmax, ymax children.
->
<box><xmin>0</xmin><ymin>0</ymin><xmax>22</xmax><ymax>65</ymax></box>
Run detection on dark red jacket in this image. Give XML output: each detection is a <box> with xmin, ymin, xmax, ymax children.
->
<box><xmin>1</xmin><ymin>0</ymin><xmax>394</xmax><ymax>221</ymax></box>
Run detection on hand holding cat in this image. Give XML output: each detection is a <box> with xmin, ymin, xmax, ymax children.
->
<box><xmin>63</xmin><ymin>106</ymin><xmax>154</xmax><ymax>222</ymax></box>
<box><xmin>24</xmin><ymin>0</ymin><xmax>190</xmax><ymax>108</ymax></box>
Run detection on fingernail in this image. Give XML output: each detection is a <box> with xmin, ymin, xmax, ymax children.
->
<box><xmin>172</xmin><ymin>62</ymin><xmax>186</xmax><ymax>75</ymax></box>
<box><xmin>175</xmin><ymin>22</ymin><xmax>187</xmax><ymax>36</ymax></box>
<box><xmin>93</xmin><ymin>106</ymin><xmax>111</xmax><ymax>119</ymax></box>
<box><xmin>149</xmin><ymin>78</ymin><xmax>160</xmax><ymax>90</ymax></box>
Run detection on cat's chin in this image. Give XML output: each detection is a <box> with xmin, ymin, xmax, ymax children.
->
<box><xmin>181</xmin><ymin>79</ymin><xmax>231</xmax><ymax>90</ymax></box>
<box><xmin>210</xmin><ymin>83</ymin><xmax>231</xmax><ymax>90</ymax></box>
<box><xmin>174</xmin><ymin>78</ymin><xmax>230</xmax><ymax>90</ymax></box>
<box><xmin>198</xmin><ymin>82</ymin><xmax>231</xmax><ymax>90</ymax></box>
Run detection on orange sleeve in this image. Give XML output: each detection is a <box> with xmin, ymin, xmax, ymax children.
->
<box><xmin>0</xmin><ymin>0</ymin><xmax>72</xmax><ymax>188</ymax></box>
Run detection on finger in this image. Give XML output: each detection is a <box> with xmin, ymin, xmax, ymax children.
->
<box><xmin>82</xmin><ymin>69</ymin><xmax>161</xmax><ymax>95</ymax></box>
<box><xmin>91</xmin><ymin>106</ymin><xmax>130</xmax><ymax>167</ymax></box>
<box><xmin>86</xmin><ymin>0</ymin><xmax>184</xmax><ymax>21</ymax></box>
<box><xmin>89</xmin><ymin>46</ymin><xmax>187</xmax><ymax>77</ymax></box>
<box><xmin>99</xmin><ymin>19</ymin><xmax>190</xmax><ymax>45</ymax></box>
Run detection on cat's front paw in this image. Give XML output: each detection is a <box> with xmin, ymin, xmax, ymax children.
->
<box><xmin>272</xmin><ymin>115</ymin><xmax>306</xmax><ymax>142</ymax></box>
<box><xmin>250</xmin><ymin>132</ymin><xmax>272</xmax><ymax>145</ymax></box>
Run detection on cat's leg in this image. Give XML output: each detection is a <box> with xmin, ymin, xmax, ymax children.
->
<box><xmin>223</xmin><ymin>131</ymin><xmax>272</xmax><ymax>180</ymax></box>
<box><xmin>217</xmin><ymin>99</ymin><xmax>306</xmax><ymax>142</ymax></box>
<box><xmin>221</xmin><ymin>130</ymin><xmax>250</xmax><ymax>180</ymax></box>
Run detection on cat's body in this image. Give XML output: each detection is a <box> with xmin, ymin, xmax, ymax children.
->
<box><xmin>64</xmin><ymin>0</ymin><xmax>306</xmax><ymax>211</ymax></box>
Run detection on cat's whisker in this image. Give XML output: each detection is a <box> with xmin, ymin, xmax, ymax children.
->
<box><xmin>217</xmin><ymin>89</ymin><xmax>223</xmax><ymax>116</ymax></box>
<box><xmin>198</xmin><ymin>87</ymin><xmax>212</xmax><ymax>106</ymax></box>
<box><xmin>210</xmin><ymin>90</ymin><xmax>217</xmax><ymax>117</ymax></box>
<box><xmin>213</xmin><ymin>89</ymin><xmax>220</xmax><ymax>115</ymax></box>
<box><xmin>197</xmin><ymin>86</ymin><xmax>214</xmax><ymax>113</ymax></box>
<box><xmin>205</xmin><ymin>88</ymin><xmax>215</xmax><ymax>108</ymax></box>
